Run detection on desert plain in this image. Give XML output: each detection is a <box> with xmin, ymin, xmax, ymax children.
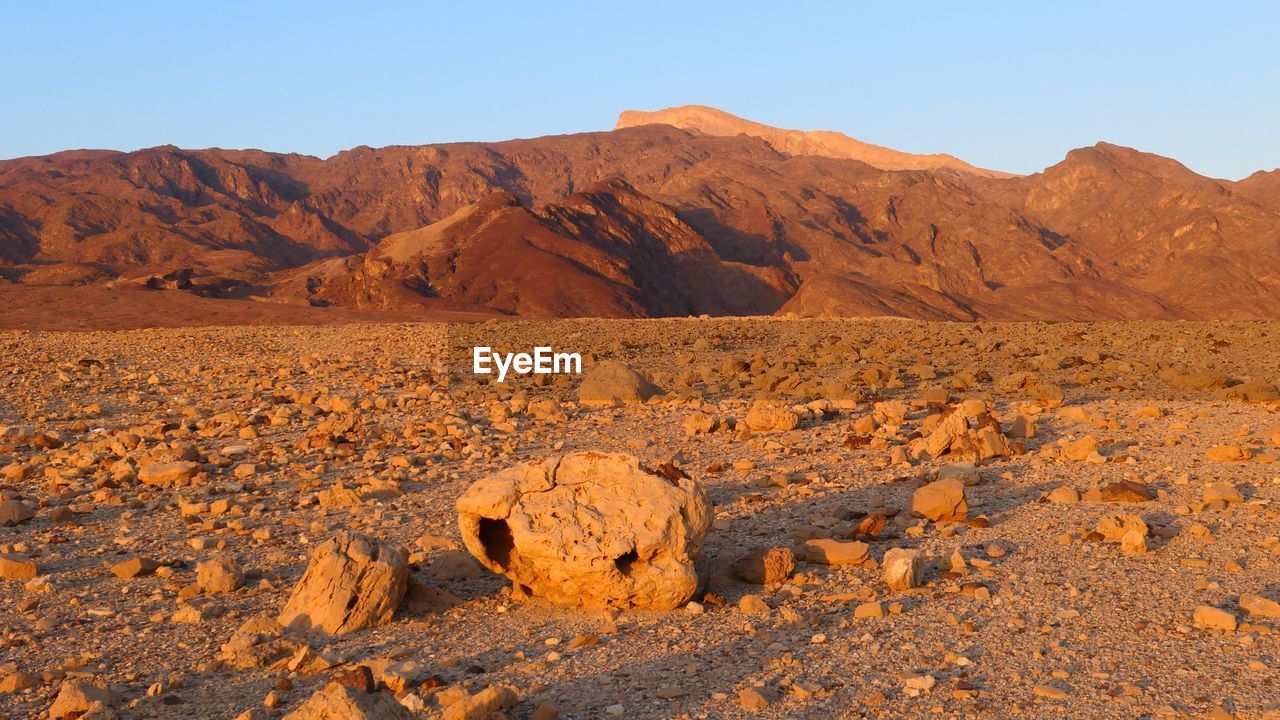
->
<box><xmin>2</xmin><ymin>315</ymin><xmax>1280</xmax><ymax>720</ymax></box>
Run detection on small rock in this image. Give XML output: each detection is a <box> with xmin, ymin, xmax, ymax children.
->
<box><xmin>1060</xmin><ymin>435</ymin><xmax>1100</xmax><ymax>462</ymax></box>
<box><xmin>1083</xmin><ymin>480</ymin><xmax>1153</xmax><ymax>503</ymax></box>
<box><xmin>1095</xmin><ymin>514</ymin><xmax>1148</xmax><ymax>542</ymax></box>
<box><xmin>937</xmin><ymin>462</ymin><xmax>980</xmax><ymax>486</ymax></box>
<box><xmin>333</xmin><ymin>665</ymin><xmax>375</xmax><ymax>693</ymax></box>
<box><xmin>1120</xmin><ymin>530</ymin><xmax>1148</xmax><ymax>555</ymax></box>
<box><xmin>738</xmin><ymin>688</ymin><xmax>769</xmax><ymax>710</ymax></box>
<box><xmin>1240</xmin><ymin>593</ymin><xmax>1280</xmax><ymax>619</ymax></box>
<box><xmin>0</xmin><ymin>553</ymin><xmax>39</xmax><ymax>580</ymax></box>
<box><xmin>111</xmin><ymin>557</ymin><xmax>160</xmax><ymax>580</ymax></box>
<box><xmin>882</xmin><ymin>548</ymin><xmax>923</xmax><ymax>590</ymax></box>
<box><xmin>1193</xmin><ymin>605</ymin><xmax>1238</xmax><ymax>631</ymax></box>
<box><xmin>530</xmin><ymin>703</ymin><xmax>560</xmax><ymax>720</ymax></box>
<box><xmin>745</xmin><ymin>402</ymin><xmax>800</xmax><ymax>433</ymax></box>
<box><xmin>912</xmin><ymin>478</ymin><xmax>967</xmax><ymax>522</ymax></box>
<box><xmin>577</xmin><ymin>362</ymin><xmax>660</xmax><ymax>406</ymax></box>
<box><xmin>683</xmin><ymin>411</ymin><xmax>720</xmax><ymax>436</ymax></box>
<box><xmin>654</xmin><ymin>685</ymin><xmax>685</xmax><ymax>699</ymax></box>
<box><xmin>1205</xmin><ymin>445</ymin><xmax>1251</xmax><ymax>462</ymax></box>
<box><xmin>738</xmin><ymin>595</ymin><xmax>770</xmax><ymax>615</ymax></box>
<box><xmin>196</xmin><ymin>555</ymin><xmax>244</xmax><ymax>593</ymax></box>
<box><xmin>731</xmin><ymin>547</ymin><xmax>795</xmax><ymax>585</ymax></box>
<box><xmin>0</xmin><ymin>672</ymin><xmax>39</xmax><ymax>693</ymax></box>
<box><xmin>281</xmin><ymin>681</ymin><xmax>412</xmax><ymax>720</ymax></box>
<box><xmin>48</xmin><ymin>679</ymin><xmax>116</xmax><ymax>719</ymax></box>
<box><xmin>854</xmin><ymin>601</ymin><xmax>884</xmax><ymax>618</ymax></box>
<box><xmin>279</xmin><ymin>532</ymin><xmax>409</xmax><ymax>635</ymax></box>
<box><xmin>1047</xmin><ymin>486</ymin><xmax>1079</xmax><ymax>504</ymax></box>
<box><xmin>1032</xmin><ymin>682</ymin><xmax>1070</xmax><ymax>700</ymax></box>
<box><xmin>0</xmin><ymin>499</ymin><xmax>36</xmax><ymax>527</ymax></box>
<box><xmin>904</xmin><ymin>674</ymin><xmax>936</xmax><ymax>692</ymax></box>
<box><xmin>1203</xmin><ymin>482</ymin><xmax>1244</xmax><ymax>504</ymax></box>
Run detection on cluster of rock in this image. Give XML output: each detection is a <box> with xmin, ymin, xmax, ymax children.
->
<box><xmin>909</xmin><ymin>400</ymin><xmax>1015</xmax><ymax>461</ymax></box>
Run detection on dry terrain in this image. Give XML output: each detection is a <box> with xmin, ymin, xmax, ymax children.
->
<box><xmin>3</xmin><ymin>318</ymin><xmax>1280</xmax><ymax>719</ymax></box>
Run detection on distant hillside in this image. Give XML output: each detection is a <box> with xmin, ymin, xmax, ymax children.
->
<box><xmin>3</xmin><ymin>110</ymin><xmax>1280</xmax><ymax>321</ymax></box>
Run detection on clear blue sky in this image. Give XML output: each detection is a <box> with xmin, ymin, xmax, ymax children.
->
<box><xmin>4</xmin><ymin>1</ymin><xmax>1277</xmax><ymax>179</ymax></box>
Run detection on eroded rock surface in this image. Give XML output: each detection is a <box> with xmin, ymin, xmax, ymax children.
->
<box><xmin>457</xmin><ymin>452</ymin><xmax>712</xmax><ymax>609</ymax></box>
<box><xmin>278</xmin><ymin>532</ymin><xmax>409</xmax><ymax>634</ymax></box>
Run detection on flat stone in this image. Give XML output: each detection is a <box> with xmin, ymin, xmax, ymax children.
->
<box><xmin>799</xmin><ymin>539</ymin><xmax>869</xmax><ymax>566</ymax></box>
<box><xmin>1193</xmin><ymin>605</ymin><xmax>1238</xmax><ymax>631</ymax></box>
<box><xmin>738</xmin><ymin>688</ymin><xmax>769</xmax><ymax>710</ymax></box>
<box><xmin>0</xmin><ymin>554</ymin><xmax>38</xmax><ymax>580</ymax></box>
<box><xmin>1240</xmin><ymin>593</ymin><xmax>1280</xmax><ymax>619</ymax></box>
<box><xmin>138</xmin><ymin>461</ymin><xmax>199</xmax><ymax>487</ymax></box>
<box><xmin>111</xmin><ymin>557</ymin><xmax>160</xmax><ymax>579</ymax></box>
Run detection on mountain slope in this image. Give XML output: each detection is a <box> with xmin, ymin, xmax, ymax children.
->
<box><xmin>616</xmin><ymin>105</ymin><xmax>1013</xmax><ymax>178</ymax></box>
<box><xmin>1008</xmin><ymin>143</ymin><xmax>1280</xmax><ymax>318</ymax></box>
<box><xmin>273</xmin><ymin>180</ymin><xmax>796</xmax><ymax>317</ymax></box>
<box><xmin>1235</xmin><ymin>169</ymin><xmax>1280</xmax><ymax>211</ymax></box>
<box><xmin>4</xmin><ymin>113</ymin><xmax>1280</xmax><ymax>321</ymax></box>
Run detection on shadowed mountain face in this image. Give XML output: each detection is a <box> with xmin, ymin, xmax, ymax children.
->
<box><xmin>2</xmin><ymin>111</ymin><xmax>1280</xmax><ymax>320</ymax></box>
<box><xmin>268</xmin><ymin>181</ymin><xmax>796</xmax><ymax>317</ymax></box>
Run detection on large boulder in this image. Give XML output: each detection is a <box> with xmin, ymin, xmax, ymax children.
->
<box><xmin>457</xmin><ymin>452</ymin><xmax>712</xmax><ymax>610</ymax></box>
<box><xmin>278</xmin><ymin>532</ymin><xmax>408</xmax><ymax>635</ymax></box>
<box><xmin>577</xmin><ymin>361</ymin><xmax>661</xmax><ymax>406</ymax></box>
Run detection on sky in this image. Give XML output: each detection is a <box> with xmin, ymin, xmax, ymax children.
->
<box><xmin>4</xmin><ymin>1</ymin><xmax>1278</xmax><ymax>179</ymax></box>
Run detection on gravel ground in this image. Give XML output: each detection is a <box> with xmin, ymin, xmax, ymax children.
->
<box><xmin>2</xmin><ymin>318</ymin><xmax>1279</xmax><ymax>719</ymax></box>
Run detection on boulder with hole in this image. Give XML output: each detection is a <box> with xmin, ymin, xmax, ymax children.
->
<box><xmin>457</xmin><ymin>452</ymin><xmax>712</xmax><ymax>610</ymax></box>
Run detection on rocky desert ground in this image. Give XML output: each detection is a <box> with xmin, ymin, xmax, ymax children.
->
<box><xmin>4</xmin><ymin>317</ymin><xmax>1280</xmax><ymax>720</ymax></box>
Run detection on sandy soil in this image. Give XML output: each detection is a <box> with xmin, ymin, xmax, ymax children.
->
<box><xmin>2</xmin><ymin>318</ymin><xmax>1279</xmax><ymax>719</ymax></box>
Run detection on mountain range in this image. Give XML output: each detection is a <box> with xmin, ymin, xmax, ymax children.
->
<box><xmin>2</xmin><ymin>104</ymin><xmax>1279</xmax><ymax>321</ymax></box>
